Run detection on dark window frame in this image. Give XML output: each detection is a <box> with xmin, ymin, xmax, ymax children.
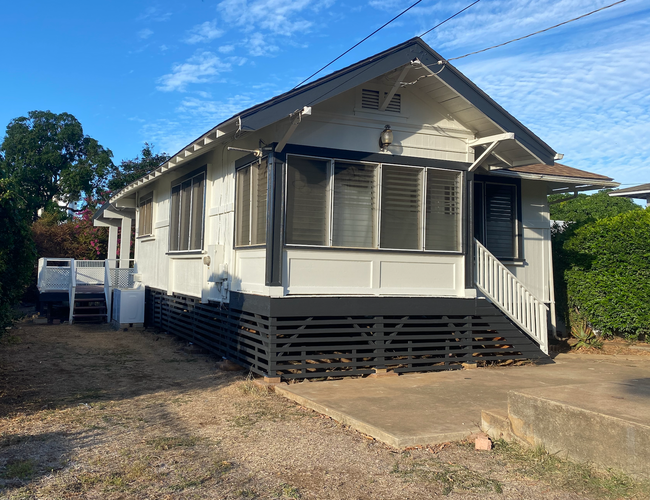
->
<box><xmin>283</xmin><ymin>154</ymin><xmax>464</xmax><ymax>253</ymax></box>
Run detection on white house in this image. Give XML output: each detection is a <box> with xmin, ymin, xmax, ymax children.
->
<box><xmin>90</xmin><ymin>38</ymin><xmax>617</xmax><ymax>381</ymax></box>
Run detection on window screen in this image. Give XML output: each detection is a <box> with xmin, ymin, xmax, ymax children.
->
<box><xmin>235</xmin><ymin>159</ymin><xmax>268</xmax><ymax>246</ymax></box>
<box><xmin>286</xmin><ymin>156</ymin><xmax>329</xmax><ymax>246</ymax></box>
<box><xmin>138</xmin><ymin>195</ymin><xmax>153</xmax><ymax>236</ymax></box>
<box><xmin>380</xmin><ymin>166</ymin><xmax>422</xmax><ymax>250</ymax></box>
<box><xmin>235</xmin><ymin>167</ymin><xmax>251</xmax><ymax>246</ymax></box>
<box><xmin>169</xmin><ymin>171</ymin><xmax>205</xmax><ymax>251</ymax></box>
<box><xmin>425</xmin><ymin>169</ymin><xmax>461</xmax><ymax>251</ymax></box>
<box><xmin>333</xmin><ymin>162</ymin><xmax>377</xmax><ymax>248</ymax></box>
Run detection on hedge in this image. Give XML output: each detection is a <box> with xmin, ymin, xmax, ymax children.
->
<box><xmin>564</xmin><ymin>209</ymin><xmax>650</xmax><ymax>338</ymax></box>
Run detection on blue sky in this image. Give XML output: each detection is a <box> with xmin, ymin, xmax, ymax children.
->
<box><xmin>1</xmin><ymin>0</ymin><xmax>648</xmax><ymax>188</ymax></box>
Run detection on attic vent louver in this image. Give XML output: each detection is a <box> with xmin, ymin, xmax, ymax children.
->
<box><xmin>361</xmin><ymin>89</ymin><xmax>401</xmax><ymax>113</ymax></box>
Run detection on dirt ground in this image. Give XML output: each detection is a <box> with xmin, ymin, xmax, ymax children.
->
<box><xmin>1</xmin><ymin>322</ymin><xmax>648</xmax><ymax>499</ymax></box>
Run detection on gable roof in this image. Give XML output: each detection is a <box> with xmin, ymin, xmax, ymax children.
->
<box><xmin>109</xmin><ymin>37</ymin><xmax>560</xmax><ymax>204</ymax></box>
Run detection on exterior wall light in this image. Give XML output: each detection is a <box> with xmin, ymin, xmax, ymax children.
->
<box><xmin>380</xmin><ymin>125</ymin><xmax>393</xmax><ymax>153</ymax></box>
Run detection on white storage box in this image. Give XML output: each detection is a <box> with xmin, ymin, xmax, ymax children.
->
<box><xmin>112</xmin><ymin>286</ymin><xmax>145</xmax><ymax>325</ymax></box>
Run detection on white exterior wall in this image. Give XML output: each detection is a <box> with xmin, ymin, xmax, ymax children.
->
<box><xmin>284</xmin><ymin>249</ymin><xmax>464</xmax><ymax>296</ymax></box>
<box><xmin>506</xmin><ymin>180</ymin><xmax>552</xmax><ymax>303</ymax></box>
<box><xmin>130</xmin><ymin>82</ymin><xmax>551</xmax><ymax>303</ymax></box>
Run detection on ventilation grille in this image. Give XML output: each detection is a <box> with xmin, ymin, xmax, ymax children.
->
<box><xmin>361</xmin><ymin>89</ymin><xmax>401</xmax><ymax>113</ymax></box>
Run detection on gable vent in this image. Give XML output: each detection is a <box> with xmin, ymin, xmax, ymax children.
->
<box><xmin>361</xmin><ymin>89</ymin><xmax>401</xmax><ymax>113</ymax></box>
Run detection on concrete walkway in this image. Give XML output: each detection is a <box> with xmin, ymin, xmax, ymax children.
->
<box><xmin>276</xmin><ymin>353</ymin><xmax>650</xmax><ymax>449</ymax></box>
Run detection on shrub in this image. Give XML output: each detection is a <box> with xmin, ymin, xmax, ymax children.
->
<box><xmin>564</xmin><ymin>209</ymin><xmax>650</xmax><ymax>338</ymax></box>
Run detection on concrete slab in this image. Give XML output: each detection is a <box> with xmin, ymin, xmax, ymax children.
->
<box><xmin>508</xmin><ymin>381</ymin><xmax>650</xmax><ymax>478</ymax></box>
<box><xmin>276</xmin><ymin>354</ymin><xmax>650</xmax><ymax>449</ymax></box>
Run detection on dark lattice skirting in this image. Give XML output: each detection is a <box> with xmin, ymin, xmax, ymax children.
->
<box><xmin>145</xmin><ymin>288</ymin><xmax>548</xmax><ymax>380</ymax></box>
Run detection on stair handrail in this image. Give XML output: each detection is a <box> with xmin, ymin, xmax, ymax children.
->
<box><xmin>104</xmin><ymin>260</ymin><xmax>113</xmax><ymax>323</ymax></box>
<box><xmin>474</xmin><ymin>239</ymin><xmax>548</xmax><ymax>354</ymax></box>
<box><xmin>68</xmin><ymin>259</ymin><xmax>76</xmax><ymax>324</ymax></box>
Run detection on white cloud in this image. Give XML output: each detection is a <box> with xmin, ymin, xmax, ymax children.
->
<box><xmin>160</xmin><ymin>44</ymin><xmax>169</xmax><ymax>52</ymax></box>
<box><xmin>137</xmin><ymin>6</ymin><xmax>172</xmax><ymax>22</ymax></box>
<box><xmin>219</xmin><ymin>44</ymin><xmax>235</xmax><ymax>54</ymax></box>
<box><xmin>456</xmin><ymin>14</ymin><xmax>650</xmax><ymax>186</ymax></box>
<box><xmin>156</xmin><ymin>52</ymin><xmax>232</xmax><ymax>92</ymax></box>
<box><xmin>138</xmin><ymin>28</ymin><xmax>154</xmax><ymax>40</ymax></box>
<box><xmin>217</xmin><ymin>0</ymin><xmax>315</xmax><ymax>35</ymax></box>
<box><xmin>184</xmin><ymin>20</ymin><xmax>224</xmax><ymax>44</ymax></box>
<box><xmin>246</xmin><ymin>32</ymin><xmax>279</xmax><ymax>56</ymax></box>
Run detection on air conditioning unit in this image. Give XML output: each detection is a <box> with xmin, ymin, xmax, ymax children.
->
<box><xmin>112</xmin><ymin>286</ymin><xmax>145</xmax><ymax>325</ymax></box>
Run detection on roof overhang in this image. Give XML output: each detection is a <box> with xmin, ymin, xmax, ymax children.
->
<box><xmin>488</xmin><ymin>169</ymin><xmax>619</xmax><ymax>193</ymax></box>
<box><xmin>609</xmin><ymin>185</ymin><xmax>650</xmax><ymax>201</ymax></box>
<box><xmin>109</xmin><ymin>38</ymin><xmax>559</xmax><ymax>204</ymax></box>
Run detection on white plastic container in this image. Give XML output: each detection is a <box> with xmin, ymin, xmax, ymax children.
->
<box><xmin>112</xmin><ymin>286</ymin><xmax>145</xmax><ymax>325</ymax></box>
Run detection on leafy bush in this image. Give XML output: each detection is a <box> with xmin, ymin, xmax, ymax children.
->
<box><xmin>564</xmin><ymin>209</ymin><xmax>650</xmax><ymax>338</ymax></box>
<box><xmin>0</xmin><ymin>179</ymin><xmax>36</xmax><ymax>329</ymax></box>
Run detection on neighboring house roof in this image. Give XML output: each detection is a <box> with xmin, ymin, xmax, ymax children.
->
<box><xmin>108</xmin><ymin>37</ymin><xmax>562</xmax><ymax>205</ymax></box>
<box><xmin>609</xmin><ymin>183</ymin><xmax>650</xmax><ymax>201</ymax></box>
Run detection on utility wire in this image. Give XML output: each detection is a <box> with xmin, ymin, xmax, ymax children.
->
<box><xmin>444</xmin><ymin>0</ymin><xmax>627</xmax><ymax>63</ymax></box>
<box><xmin>419</xmin><ymin>0</ymin><xmax>481</xmax><ymax>37</ymax></box>
<box><xmin>292</xmin><ymin>0</ymin><xmax>424</xmax><ymax>90</ymax></box>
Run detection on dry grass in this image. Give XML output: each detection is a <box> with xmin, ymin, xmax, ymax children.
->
<box><xmin>1</xmin><ymin>322</ymin><xmax>648</xmax><ymax>499</ymax></box>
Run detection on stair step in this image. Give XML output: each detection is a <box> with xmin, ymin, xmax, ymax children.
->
<box><xmin>74</xmin><ymin>307</ymin><xmax>107</xmax><ymax>311</ymax></box>
<box><xmin>73</xmin><ymin>314</ymin><xmax>108</xmax><ymax>318</ymax></box>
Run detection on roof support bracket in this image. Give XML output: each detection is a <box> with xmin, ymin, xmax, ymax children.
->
<box><xmin>379</xmin><ymin>65</ymin><xmax>411</xmax><ymax>111</ymax></box>
<box><xmin>275</xmin><ymin>106</ymin><xmax>312</xmax><ymax>153</ymax></box>
<box><xmin>469</xmin><ymin>140</ymin><xmax>501</xmax><ymax>172</ymax></box>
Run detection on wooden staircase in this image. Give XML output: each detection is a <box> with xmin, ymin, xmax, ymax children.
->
<box><xmin>71</xmin><ymin>286</ymin><xmax>108</xmax><ymax>323</ymax></box>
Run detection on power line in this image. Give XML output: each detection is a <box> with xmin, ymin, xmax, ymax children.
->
<box><xmin>419</xmin><ymin>0</ymin><xmax>481</xmax><ymax>37</ymax></box>
<box><xmin>444</xmin><ymin>0</ymin><xmax>627</xmax><ymax>63</ymax></box>
<box><xmin>292</xmin><ymin>0</ymin><xmax>424</xmax><ymax>90</ymax></box>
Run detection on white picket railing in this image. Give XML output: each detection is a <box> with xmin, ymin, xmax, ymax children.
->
<box><xmin>474</xmin><ymin>239</ymin><xmax>548</xmax><ymax>354</ymax></box>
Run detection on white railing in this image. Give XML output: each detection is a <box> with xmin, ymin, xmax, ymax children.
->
<box><xmin>38</xmin><ymin>258</ymin><xmax>73</xmax><ymax>291</ymax></box>
<box><xmin>474</xmin><ymin>239</ymin><xmax>548</xmax><ymax>354</ymax></box>
<box><xmin>37</xmin><ymin>258</ymin><xmax>136</xmax><ymax>292</ymax></box>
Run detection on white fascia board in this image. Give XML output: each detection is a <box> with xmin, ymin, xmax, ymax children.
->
<box><xmin>610</xmin><ymin>189</ymin><xmax>650</xmax><ymax>198</ymax></box>
<box><xmin>109</xmin><ymin>119</ymin><xmax>237</xmax><ymax>203</ymax></box>
<box><xmin>493</xmin><ymin>170</ymin><xmax>619</xmax><ymax>189</ymax></box>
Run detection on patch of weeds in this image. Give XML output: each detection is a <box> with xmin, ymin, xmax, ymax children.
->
<box><xmin>493</xmin><ymin>439</ymin><xmax>650</xmax><ymax>499</ymax></box>
<box><xmin>162</xmin><ymin>357</ymin><xmax>198</xmax><ymax>363</ymax></box>
<box><xmin>68</xmin><ymin>388</ymin><xmax>106</xmax><ymax>402</ymax></box>
<box><xmin>214</xmin><ymin>460</ymin><xmax>234</xmax><ymax>475</ymax></box>
<box><xmin>146</xmin><ymin>435</ymin><xmax>200</xmax><ymax>450</ymax></box>
<box><xmin>391</xmin><ymin>459</ymin><xmax>502</xmax><ymax>496</ymax></box>
<box><xmin>237</xmin><ymin>488</ymin><xmax>258</xmax><ymax>498</ymax></box>
<box><xmin>279</xmin><ymin>483</ymin><xmax>301</xmax><ymax>498</ymax></box>
<box><xmin>239</xmin><ymin>373</ymin><xmax>269</xmax><ymax>398</ymax></box>
<box><xmin>0</xmin><ymin>334</ymin><xmax>21</xmax><ymax>345</ymax></box>
<box><xmin>2</xmin><ymin>460</ymin><xmax>36</xmax><ymax>480</ymax></box>
<box><xmin>231</xmin><ymin>415</ymin><xmax>256</xmax><ymax>428</ymax></box>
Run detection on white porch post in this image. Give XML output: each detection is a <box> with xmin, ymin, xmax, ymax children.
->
<box><xmin>120</xmin><ymin>217</ymin><xmax>132</xmax><ymax>268</ymax></box>
<box><xmin>108</xmin><ymin>225</ymin><xmax>118</xmax><ymax>261</ymax></box>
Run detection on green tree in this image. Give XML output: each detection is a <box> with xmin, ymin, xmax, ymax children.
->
<box><xmin>107</xmin><ymin>143</ymin><xmax>169</xmax><ymax>195</ymax></box>
<box><xmin>0</xmin><ymin>110</ymin><xmax>113</xmax><ymax>219</ymax></box>
<box><xmin>0</xmin><ymin>178</ymin><xmax>37</xmax><ymax>328</ymax></box>
<box><xmin>549</xmin><ymin>189</ymin><xmax>639</xmax><ymax>224</ymax></box>
<box><xmin>564</xmin><ymin>209</ymin><xmax>650</xmax><ymax>338</ymax></box>
<box><xmin>549</xmin><ymin>189</ymin><xmax>642</xmax><ymax>333</ymax></box>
